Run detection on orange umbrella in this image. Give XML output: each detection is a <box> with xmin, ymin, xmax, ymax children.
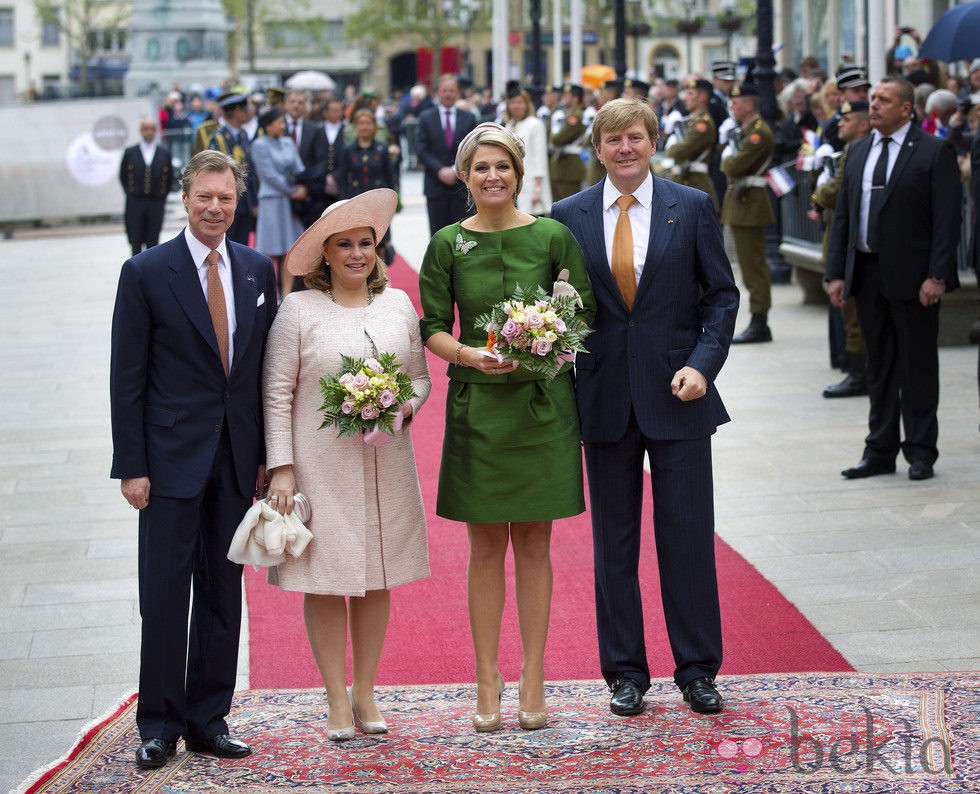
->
<box><xmin>580</xmin><ymin>64</ymin><xmax>616</xmax><ymax>89</ymax></box>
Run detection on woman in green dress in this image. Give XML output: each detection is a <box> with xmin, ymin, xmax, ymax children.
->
<box><xmin>418</xmin><ymin>122</ymin><xmax>595</xmax><ymax>732</ymax></box>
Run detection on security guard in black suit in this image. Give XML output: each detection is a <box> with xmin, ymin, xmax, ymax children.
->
<box><xmin>120</xmin><ymin>118</ymin><xmax>176</xmax><ymax>256</ymax></box>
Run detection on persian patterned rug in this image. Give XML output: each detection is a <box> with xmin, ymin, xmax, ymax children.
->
<box><xmin>17</xmin><ymin>673</ymin><xmax>978</xmax><ymax>793</ymax></box>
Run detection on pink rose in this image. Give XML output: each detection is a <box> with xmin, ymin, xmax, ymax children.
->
<box><xmin>526</xmin><ymin>311</ymin><xmax>545</xmax><ymax>329</ymax></box>
<box><xmin>378</xmin><ymin>389</ymin><xmax>397</xmax><ymax>408</ymax></box>
<box><xmin>554</xmin><ymin>318</ymin><xmax>567</xmax><ymax>333</ymax></box>
<box><xmin>338</xmin><ymin>372</ymin><xmax>355</xmax><ymax>387</ymax></box>
<box><xmin>364</xmin><ymin>357</ymin><xmax>383</xmax><ymax>374</ymax></box>
<box><xmin>352</xmin><ymin>373</ymin><xmax>370</xmax><ymax>390</ymax></box>
<box><xmin>341</xmin><ymin>400</ymin><xmax>356</xmax><ymax>414</ymax></box>
<box><xmin>531</xmin><ymin>338</ymin><xmax>553</xmax><ymax>356</ymax></box>
<box><xmin>501</xmin><ymin>319</ymin><xmax>520</xmax><ymax>339</ymax></box>
<box><xmin>361</xmin><ymin>403</ymin><xmax>380</xmax><ymax>420</ymax></box>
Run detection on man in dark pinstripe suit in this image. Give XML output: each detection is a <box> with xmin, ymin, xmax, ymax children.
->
<box><xmin>552</xmin><ymin>98</ymin><xmax>739</xmax><ymax>718</ymax></box>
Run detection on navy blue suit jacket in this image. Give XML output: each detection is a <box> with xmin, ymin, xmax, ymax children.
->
<box><xmin>109</xmin><ymin>231</ymin><xmax>278</xmax><ymax>499</ymax></box>
<box><xmin>414</xmin><ymin>105</ymin><xmax>477</xmax><ymax>198</ymax></box>
<box><xmin>552</xmin><ymin>177</ymin><xmax>739</xmax><ymax>444</ymax></box>
<box><xmin>826</xmin><ymin>126</ymin><xmax>962</xmax><ymax>300</ymax></box>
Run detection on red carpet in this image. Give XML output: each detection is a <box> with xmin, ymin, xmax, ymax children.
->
<box><xmin>246</xmin><ymin>257</ymin><xmax>852</xmax><ymax>689</ymax></box>
<box><xmin>20</xmin><ymin>674</ymin><xmax>976</xmax><ymax>792</ymax></box>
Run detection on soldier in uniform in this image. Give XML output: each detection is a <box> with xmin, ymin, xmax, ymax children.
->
<box><xmin>550</xmin><ymin>83</ymin><xmax>588</xmax><ymax>201</ymax></box>
<box><xmin>119</xmin><ymin>117</ymin><xmax>176</xmax><ymax>256</ymax></box>
<box><xmin>665</xmin><ymin>78</ymin><xmax>719</xmax><ymax>211</ymax></box>
<box><xmin>822</xmin><ymin>66</ymin><xmax>871</xmax><ymax>152</ymax></box>
<box><xmin>810</xmin><ymin>100</ymin><xmax>871</xmax><ymax>396</ymax></box>
<box><xmin>721</xmin><ymin>84</ymin><xmax>776</xmax><ymax>343</ymax></box>
<box><xmin>207</xmin><ymin>92</ymin><xmax>258</xmax><ymax>246</ymax></box>
<box><xmin>709</xmin><ymin>61</ymin><xmax>738</xmax><ymax>202</ymax></box>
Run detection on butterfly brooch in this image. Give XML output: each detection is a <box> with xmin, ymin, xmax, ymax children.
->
<box><xmin>455</xmin><ymin>233</ymin><xmax>478</xmax><ymax>254</ymax></box>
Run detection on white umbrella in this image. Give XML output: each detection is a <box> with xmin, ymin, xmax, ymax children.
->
<box><xmin>285</xmin><ymin>70</ymin><xmax>337</xmax><ymax>92</ymax></box>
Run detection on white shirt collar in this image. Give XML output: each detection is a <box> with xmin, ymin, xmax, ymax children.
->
<box><xmin>602</xmin><ymin>171</ymin><xmax>654</xmax><ymax>211</ymax></box>
<box><xmin>872</xmin><ymin>120</ymin><xmax>911</xmax><ymax>148</ymax></box>
<box><xmin>184</xmin><ymin>227</ymin><xmax>230</xmax><ymax>271</ymax></box>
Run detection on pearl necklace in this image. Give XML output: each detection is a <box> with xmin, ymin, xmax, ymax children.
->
<box><xmin>325</xmin><ymin>287</ymin><xmax>373</xmax><ymax>307</ymax></box>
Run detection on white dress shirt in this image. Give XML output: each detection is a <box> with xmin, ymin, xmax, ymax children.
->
<box><xmin>324</xmin><ymin>120</ymin><xmax>343</xmax><ymax>145</ymax></box>
<box><xmin>858</xmin><ymin>121</ymin><xmax>911</xmax><ymax>252</ymax></box>
<box><xmin>139</xmin><ymin>141</ymin><xmax>157</xmax><ymax>166</ymax></box>
<box><xmin>602</xmin><ymin>172</ymin><xmax>654</xmax><ymax>285</ymax></box>
<box><xmin>185</xmin><ymin>227</ymin><xmax>237</xmax><ymax>366</ymax></box>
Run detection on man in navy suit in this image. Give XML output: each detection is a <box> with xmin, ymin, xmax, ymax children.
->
<box><xmin>110</xmin><ymin>150</ymin><xmax>278</xmax><ymax>768</ymax></box>
<box><xmin>552</xmin><ymin>98</ymin><xmax>739</xmax><ymax>717</ymax></box>
<box><xmin>119</xmin><ymin>117</ymin><xmax>175</xmax><ymax>256</ymax></box>
<box><xmin>826</xmin><ymin>77</ymin><xmax>961</xmax><ymax>481</ymax></box>
<box><xmin>414</xmin><ymin>74</ymin><xmax>477</xmax><ymax>235</ymax></box>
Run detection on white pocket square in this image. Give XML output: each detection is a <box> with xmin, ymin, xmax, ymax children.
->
<box><xmin>256</xmin><ymin>293</ymin><xmax>265</xmax><ymax>307</ymax></box>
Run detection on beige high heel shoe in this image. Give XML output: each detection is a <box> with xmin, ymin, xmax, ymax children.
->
<box><xmin>349</xmin><ymin>687</ymin><xmax>388</xmax><ymax>734</ymax></box>
<box><xmin>518</xmin><ymin>678</ymin><xmax>548</xmax><ymax>731</ymax></box>
<box><xmin>472</xmin><ymin>672</ymin><xmax>506</xmax><ymax>732</ymax></box>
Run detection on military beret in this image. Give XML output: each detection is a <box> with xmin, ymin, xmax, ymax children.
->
<box><xmin>839</xmin><ymin>100</ymin><xmax>869</xmax><ymax>115</ymax></box>
<box><xmin>266</xmin><ymin>87</ymin><xmax>286</xmax><ymax>104</ymax></box>
<box><xmin>563</xmin><ymin>83</ymin><xmax>584</xmax><ymax>100</ymax></box>
<box><xmin>731</xmin><ymin>83</ymin><xmax>760</xmax><ymax>98</ymax></box>
<box><xmin>686</xmin><ymin>78</ymin><xmax>714</xmax><ymax>92</ymax></box>
<box><xmin>624</xmin><ymin>78</ymin><xmax>649</xmax><ymax>97</ymax></box>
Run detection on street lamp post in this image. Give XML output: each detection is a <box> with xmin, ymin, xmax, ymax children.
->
<box><xmin>23</xmin><ymin>52</ymin><xmax>32</xmax><ymax>100</ymax></box>
<box><xmin>754</xmin><ymin>0</ymin><xmax>777</xmax><ymax>126</ymax></box>
<box><xmin>613</xmin><ymin>0</ymin><xmax>626</xmax><ymax>79</ymax></box>
<box><xmin>529</xmin><ymin>0</ymin><xmax>543</xmax><ymax>96</ymax></box>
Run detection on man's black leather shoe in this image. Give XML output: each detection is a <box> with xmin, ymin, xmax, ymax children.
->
<box><xmin>822</xmin><ymin>372</ymin><xmax>867</xmax><ymax>398</ymax></box>
<box><xmin>683</xmin><ymin>678</ymin><xmax>723</xmax><ymax>714</ymax></box>
<box><xmin>731</xmin><ymin>321</ymin><xmax>772</xmax><ymax>344</ymax></box>
<box><xmin>841</xmin><ymin>458</ymin><xmax>896</xmax><ymax>479</ymax></box>
<box><xmin>184</xmin><ymin>734</ymin><xmax>252</xmax><ymax>759</ymax></box>
<box><xmin>135</xmin><ymin>738</ymin><xmax>176</xmax><ymax>769</ymax></box>
<box><xmin>609</xmin><ymin>678</ymin><xmax>646</xmax><ymax>716</ymax></box>
<box><xmin>908</xmin><ymin>461</ymin><xmax>934</xmax><ymax>481</ymax></box>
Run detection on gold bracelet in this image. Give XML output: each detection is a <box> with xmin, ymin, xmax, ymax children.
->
<box><xmin>454</xmin><ymin>343</ymin><xmax>464</xmax><ymax>367</ymax></box>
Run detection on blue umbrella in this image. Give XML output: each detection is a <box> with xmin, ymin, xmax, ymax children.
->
<box><xmin>918</xmin><ymin>1</ymin><xmax>980</xmax><ymax>62</ymax></box>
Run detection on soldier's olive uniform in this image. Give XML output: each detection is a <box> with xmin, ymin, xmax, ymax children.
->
<box><xmin>666</xmin><ymin>111</ymin><xmax>719</xmax><ymax>211</ymax></box>
<box><xmin>550</xmin><ymin>109</ymin><xmax>588</xmax><ymax>201</ymax></box>
<box><xmin>721</xmin><ymin>116</ymin><xmax>775</xmax><ymax>316</ymax></box>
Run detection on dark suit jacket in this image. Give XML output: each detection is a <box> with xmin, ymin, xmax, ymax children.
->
<box><xmin>109</xmin><ymin>231</ymin><xmax>278</xmax><ymax>499</ymax></box>
<box><xmin>119</xmin><ymin>144</ymin><xmax>175</xmax><ymax>198</ymax></box>
<box><xmin>826</xmin><ymin>126</ymin><xmax>962</xmax><ymax>300</ymax></box>
<box><xmin>296</xmin><ymin>119</ymin><xmax>323</xmax><ymax>167</ymax></box>
<box><xmin>551</xmin><ymin>177</ymin><xmax>739</xmax><ymax>444</ymax></box>
<box><xmin>414</xmin><ymin>105</ymin><xmax>477</xmax><ymax>198</ymax></box>
<box><xmin>972</xmin><ymin>131</ymin><xmax>980</xmax><ymax>277</ymax></box>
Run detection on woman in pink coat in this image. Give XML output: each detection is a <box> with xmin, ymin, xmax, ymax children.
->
<box><xmin>263</xmin><ymin>189</ymin><xmax>430</xmax><ymax>741</ymax></box>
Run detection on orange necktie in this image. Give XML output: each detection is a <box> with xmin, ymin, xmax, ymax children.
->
<box><xmin>206</xmin><ymin>249</ymin><xmax>230</xmax><ymax>378</ymax></box>
<box><xmin>612</xmin><ymin>195</ymin><xmax>637</xmax><ymax>309</ymax></box>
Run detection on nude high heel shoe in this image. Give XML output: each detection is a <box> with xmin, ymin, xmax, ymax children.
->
<box><xmin>349</xmin><ymin>687</ymin><xmax>388</xmax><ymax>734</ymax></box>
<box><xmin>518</xmin><ymin>678</ymin><xmax>548</xmax><ymax>730</ymax></box>
<box><xmin>472</xmin><ymin>672</ymin><xmax>505</xmax><ymax>732</ymax></box>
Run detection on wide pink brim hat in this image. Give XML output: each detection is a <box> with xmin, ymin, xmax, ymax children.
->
<box><xmin>284</xmin><ymin>188</ymin><xmax>398</xmax><ymax>276</ymax></box>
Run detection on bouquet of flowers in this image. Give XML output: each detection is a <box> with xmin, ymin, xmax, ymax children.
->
<box><xmin>318</xmin><ymin>352</ymin><xmax>417</xmax><ymax>438</ymax></box>
<box><xmin>473</xmin><ymin>282</ymin><xmax>592</xmax><ymax>380</ymax></box>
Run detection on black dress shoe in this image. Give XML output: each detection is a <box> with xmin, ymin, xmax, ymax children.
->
<box><xmin>135</xmin><ymin>738</ymin><xmax>176</xmax><ymax>769</ymax></box>
<box><xmin>908</xmin><ymin>461</ymin><xmax>934</xmax><ymax>481</ymax></box>
<box><xmin>822</xmin><ymin>372</ymin><xmax>868</xmax><ymax>398</ymax></box>
<box><xmin>609</xmin><ymin>678</ymin><xmax>646</xmax><ymax>716</ymax></box>
<box><xmin>683</xmin><ymin>677</ymin><xmax>724</xmax><ymax>714</ymax></box>
<box><xmin>731</xmin><ymin>322</ymin><xmax>773</xmax><ymax>344</ymax></box>
<box><xmin>841</xmin><ymin>458</ymin><xmax>896</xmax><ymax>479</ymax></box>
<box><xmin>184</xmin><ymin>734</ymin><xmax>252</xmax><ymax>759</ymax></box>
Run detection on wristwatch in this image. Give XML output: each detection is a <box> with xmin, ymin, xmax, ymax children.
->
<box><xmin>930</xmin><ymin>277</ymin><xmax>945</xmax><ymax>285</ymax></box>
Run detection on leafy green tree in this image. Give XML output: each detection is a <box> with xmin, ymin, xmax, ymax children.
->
<box><xmin>33</xmin><ymin>0</ymin><xmax>129</xmax><ymax>94</ymax></box>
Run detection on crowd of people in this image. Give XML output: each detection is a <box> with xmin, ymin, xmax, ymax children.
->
<box><xmin>110</xmin><ymin>36</ymin><xmax>978</xmax><ymax>771</ymax></box>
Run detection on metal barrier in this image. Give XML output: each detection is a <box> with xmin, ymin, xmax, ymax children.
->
<box><xmin>774</xmin><ymin>158</ymin><xmax>975</xmax><ymax>275</ymax></box>
<box><xmin>161</xmin><ymin>128</ymin><xmax>193</xmax><ymax>172</ymax></box>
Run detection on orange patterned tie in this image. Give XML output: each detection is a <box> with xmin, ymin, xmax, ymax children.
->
<box><xmin>205</xmin><ymin>249</ymin><xmax>230</xmax><ymax>378</ymax></box>
<box><xmin>612</xmin><ymin>195</ymin><xmax>637</xmax><ymax>309</ymax></box>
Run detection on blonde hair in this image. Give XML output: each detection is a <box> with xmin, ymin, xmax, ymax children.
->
<box><xmin>455</xmin><ymin>122</ymin><xmax>526</xmax><ymax>201</ymax></box>
<box><xmin>590</xmin><ymin>98</ymin><xmax>659</xmax><ymax>149</ymax></box>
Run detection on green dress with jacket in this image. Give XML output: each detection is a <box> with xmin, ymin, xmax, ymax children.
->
<box><xmin>419</xmin><ymin>218</ymin><xmax>596</xmax><ymax>523</ymax></box>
